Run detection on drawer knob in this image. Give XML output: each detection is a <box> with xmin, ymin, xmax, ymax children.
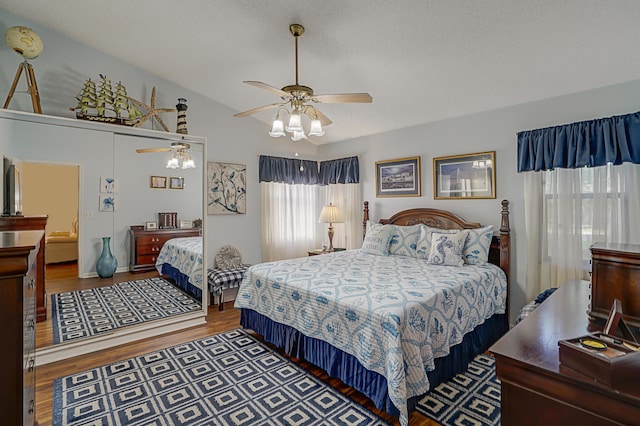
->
<box><xmin>27</xmin><ymin>279</ymin><xmax>34</xmax><ymax>289</ymax></box>
<box><xmin>28</xmin><ymin>358</ymin><xmax>35</xmax><ymax>371</ymax></box>
<box><xmin>29</xmin><ymin>400</ymin><xmax>34</xmax><ymax>414</ymax></box>
<box><xmin>30</xmin><ymin>319</ymin><xmax>35</xmax><ymax>330</ymax></box>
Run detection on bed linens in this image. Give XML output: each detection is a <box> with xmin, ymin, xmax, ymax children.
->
<box><xmin>155</xmin><ymin>236</ymin><xmax>203</xmax><ymax>290</ymax></box>
<box><xmin>234</xmin><ymin>249</ymin><xmax>507</xmax><ymax>425</ymax></box>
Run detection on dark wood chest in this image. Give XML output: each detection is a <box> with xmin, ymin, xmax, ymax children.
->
<box><xmin>129</xmin><ymin>228</ymin><xmax>200</xmax><ymax>272</ymax></box>
<box><xmin>590</xmin><ymin>242</ymin><xmax>640</xmax><ymax>328</ymax></box>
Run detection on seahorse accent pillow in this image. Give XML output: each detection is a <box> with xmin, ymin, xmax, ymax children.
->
<box><xmin>463</xmin><ymin>225</ymin><xmax>494</xmax><ymax>265</ymax></box>
<box><xmin>427</xmin><ymin>231</ymin><xmax>467</xmax><ymax>266</ymax></box>
<box><xmin>415</xmin><ymin>226</ymin><xmax>460</xmax><ymax>259</ymax></box>
<box><xmin>362</xmin><ymin>221</ymin><xmax>393</xmax><ymax>256</ymax></box>
<box><xmin>388</xmin><ymin>224</ymin><xmax>422</xmax><ymax>257</ymax></box>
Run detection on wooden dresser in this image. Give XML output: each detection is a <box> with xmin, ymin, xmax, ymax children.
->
<box><xmin>590</xmin><ymin>242</ymin><xmax>640</xmax><ymax>328</ymax></box>
<box><xmin>129</xmin><ymin>228</ymin><xmax>200</xmax><ymax>272</ymax></box>
<box><xmin>490</xmin><ymin>280</ymin><xmax>640</xmax><ymax>425</ymax></box>
<box><xmin>0</xmin><ymin>230</ymin><xmax>42</xmax><ymax>425</ymax></box>
<box><xmin>0</xmin><ymin>216</ymin><xmax>47</xmax><ymax>323</ymax></box>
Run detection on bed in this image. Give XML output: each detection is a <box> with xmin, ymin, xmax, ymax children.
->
<box><xmin>155</xmin><ymin>236</ymin><xmax>204</xmax><ymax>300</ymax></box>
<box><xmin>234</xmin><ymin>200</ymin><xmax>511</xmax><ymax>425</ymax></box>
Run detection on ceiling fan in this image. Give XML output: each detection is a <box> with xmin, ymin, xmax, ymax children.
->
<box><xmin>234</xmin><ymin>23</ymin><xmax>373</xmax><ymax>140</ymax></box>
<box><xmin>136</xmin><ymin>142</ymin><xmax>195</xmax><ymax>169</ymax></box>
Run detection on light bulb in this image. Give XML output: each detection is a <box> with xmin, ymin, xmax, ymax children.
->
<box><xmin>308</xmin><ymin>119</ymin><xmax>325</xmax><ymax>136</ymax></box>
<box><xmin>269</xmin><ymin>118</ymin><xmax>285</xmax><ymax>137</ymax></box>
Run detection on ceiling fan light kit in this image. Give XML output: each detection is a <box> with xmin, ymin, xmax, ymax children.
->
<box><xmin>235</xmin><ymin>23</ymin><xmax>372</xmax><ymax>141</ymax></box>
<box><xmin>136</xmin><ymin>141</ymin><xmax>196</xmax><ymax>170</ymax></box>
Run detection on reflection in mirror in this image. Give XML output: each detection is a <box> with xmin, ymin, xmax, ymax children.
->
<box><xmin>0</xmin><ymin>113</ymin><xmax>206</xmax><ymax>357</ymax></box>
<box><xmin>32</xmin><ymin>137</ymin><xmax>205</xmax><ymax>351</ymax></box>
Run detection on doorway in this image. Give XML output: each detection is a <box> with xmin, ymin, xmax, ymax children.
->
<box><xmin>21</xmin><ymin>162</ymin><xmax>80</xmax><ymax>273</ymax></box>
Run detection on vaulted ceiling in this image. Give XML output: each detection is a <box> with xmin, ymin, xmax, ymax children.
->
<box><xmin>2</xmin><ymin>1</ymin><xmax>640</xmax><ymax>144</ymax></box>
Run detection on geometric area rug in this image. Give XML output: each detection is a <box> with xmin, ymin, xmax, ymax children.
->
<box><xmin>51</xmin><ymin>277</ymin><xmax>201</xmax><ymax>344</ymax></box>
<box><xmin>52</xmin><ymin>328</ymin><xmax>391</xmax><ymax>425</ymax></box>
<box><xmin>416</xmin><ymin>353</ymin><xmax>501</xmax><ymax>426</ymax></box>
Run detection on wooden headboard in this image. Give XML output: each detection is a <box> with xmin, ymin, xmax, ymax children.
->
<box><xmin>363</xmin><ymin>200</ymin><xmax>511</xmax><ymax>318</ymax></box>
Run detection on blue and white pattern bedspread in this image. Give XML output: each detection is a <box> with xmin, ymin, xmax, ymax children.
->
<box><xmin>155</xmin><ymin>237</ymin><xmax>203</xmax><ymax>290</ymax></box>
<box><xmin>234</xmin><ymin>249</ymin><xmax>507</xmax><ymax>425</ymax></box>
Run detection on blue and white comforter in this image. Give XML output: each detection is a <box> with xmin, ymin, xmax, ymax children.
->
<box><xmin>234</xmin><ymin>249</ymin><xmax>507</xmax><ymax>425</ymax></box>
<box><xmin>155</xmin><ymin>237</ymin><xmax>203</xmax><ymax>290</ymax></box>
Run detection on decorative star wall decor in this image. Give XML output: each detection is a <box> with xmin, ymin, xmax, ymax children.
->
<box><xmin>129</xmin><ymin>86</ymin><xmax>176</xmax><ymax>132</ymax></box>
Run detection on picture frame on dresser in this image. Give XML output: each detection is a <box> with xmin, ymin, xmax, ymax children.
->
<box><xmin>145</xmin><ymin>221</ymin><xmax>157</xmax><ymax>230</ymax></box>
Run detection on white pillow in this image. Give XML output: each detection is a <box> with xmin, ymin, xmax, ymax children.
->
<box><xmin>427</xmin><ymin>231</ymin><xmax>466</xmax><ymax>266</ymax></box>
<box><xmin>362</xmin><ymin>221</ymin><xmax>393</xmax><ymax>256</ymax></box>
<box><xmin>388</xmin><ymin>224</ymin><xmax>422</xmax><ymax>257</ymax></box>
<box><xmin>415</xmin><ymin>226</ymin><xmax>460</xmax><ymax>259</ymax></box>
<box><xmin>463</xmin><ymin>225</ymin><xmax>494</xmax><ymax>265</ymax></box>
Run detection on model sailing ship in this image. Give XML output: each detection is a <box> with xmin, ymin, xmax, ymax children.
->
<box><xmin>72</xmin><ymin>75</ymin><xmax>142</xmax><ymax>125</ymax></box>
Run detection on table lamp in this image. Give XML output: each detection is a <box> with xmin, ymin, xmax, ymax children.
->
<box><xmin>318</xmin><ymin>203</ymin><xmax>344</xmax><ymax>252</ymax></box>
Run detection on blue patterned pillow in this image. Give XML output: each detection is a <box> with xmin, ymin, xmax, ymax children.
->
<box><xmin>463</xmin><ymin>225</ymin><xmax>494</xmax><ymax>265</ymax></box>
<box><xmin>361</xmin><ymin>222</ymin><xmax>393</xmax><ymax>256</ymax></box>
<box><xmin>388</xmin><ymin>224</ymin><xmax>422</xmax><ymax>257</ymax></box>
<box><xmin>427</xmin><ymin>231</ymin><xmax>466</xmax><ymax>266</ymax></box>
<box><xmin>415</xmin><ymin>226</ymin><xmax>460</xmax><ymax>259</ymax></box>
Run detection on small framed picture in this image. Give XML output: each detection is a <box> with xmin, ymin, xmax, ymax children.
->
<box><xmin>179</xmin><ymin>219</ymin><xmax>192</xmax><ymax>229</ymax></box>
<box><xmin>150</xmin><ymin>176</ymin><xmax>166</xmax><ymax>189</ymax></box>
<box><xmin>375</xmin><ymin>156</ymin><xmax>421</xmax><ymax>197</ymax></box>
<box><xmin>145</xmin><ymin>221</ymin><xmax>157</xmax><ymax>230</ymax></box>
<box><xmin>433</xmin><ymin>151</ymin><xmax>496</xmax><ymax>199</ymax></box>
<box><xmin>170</xmin><ymin>176</ymin><xmax>184</xmax><ymax>190</ymax></box>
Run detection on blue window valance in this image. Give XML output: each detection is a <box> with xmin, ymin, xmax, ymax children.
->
<box><xmin>517</xmin><ymin>111</ymin><xmax>640</xmax><ymax>172</ymax></box>
<box><xmin>259</xmin><ymin>155</ymin><xmax>320</xmax><ymax>185</ymax></box>
<box><xmin>319</xmin><ymin>156</ymin><xmax>359</xmax><ymax>185</ymax></box>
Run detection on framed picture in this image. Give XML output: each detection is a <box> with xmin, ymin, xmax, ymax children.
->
<box><xmin>150</xmin><ymin>176</ymin><xmax>166</xmax><ymax>189</ymax></box>
<box><xmin>169</xmin><ymin>176</ymin><xmax>184</xmax><ymax>189</ymax></box>
<box><xmin>179</xmin><ymin>219</ymin><xmax>192</xmax><ymax>229</ymax></box>
<box><xmin>433</xmin><ymin>151</ymin><xmax>496</xmax><ymax>199</ymax></box>
<box><xmin>145</xmin><ymin>221</ymin><xmax>157</xmax><ymax>230</ymax></box>
<box><xmin>375</xmin><ymin>156</ymin><xmax>421</xmax><ymax>197</ymax></box>
<box><xmin>207</xmin><ymin>162</ymin><xmax>247</xmax><ymax>214</ymax></box>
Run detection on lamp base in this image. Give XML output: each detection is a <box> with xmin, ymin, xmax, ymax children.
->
<box><xmin>327</xmin><ymin>224</ymin><xmax>335</xmax><ymax>252</ymax></box>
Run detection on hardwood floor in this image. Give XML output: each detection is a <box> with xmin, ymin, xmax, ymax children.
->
<box><xmin>36</xmin><ymin>263</ymin><xmax>439</xmax><ymax>425</ymax></box>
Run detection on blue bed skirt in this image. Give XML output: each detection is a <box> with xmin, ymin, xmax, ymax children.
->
<box><xmin>160</xmin><ymin>263</ymin><xmax>202</xmax><ymax>300</ymax></box>
<box><xmin>240</xmin><ymin>308</ymin><xmax>508</xmax><ymax>417</ymax></box>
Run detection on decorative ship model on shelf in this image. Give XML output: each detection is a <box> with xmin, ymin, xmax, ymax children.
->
<box><xmin>71</xmin><ymin>75</ymin><xmax>142</xmax><ymax>125</ymax></box>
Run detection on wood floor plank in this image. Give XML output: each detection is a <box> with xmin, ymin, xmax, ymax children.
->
<box><xmin>36</xmin><ymin>264</ymin><xmax>439</xmax><ymax>425</ymax></box>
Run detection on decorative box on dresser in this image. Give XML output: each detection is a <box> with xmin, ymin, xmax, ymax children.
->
<box><xmin>0</xmin><ymin>230</ymin><xmax>43</xmax><ymax>425</ymax></box>
<box><xmin>129</xmin><ymin>228</ymin><xmax>200</xmax><ymax>272</ymax></box>
<box><xmin>590</xmin><ymin>242</ymin><xmax>640</xmax><ymax>328</ymax></box>
<box><xmin>0</xmin><ymin>216</ymin><xmax>47</xmax><ymax>323</ymax></box>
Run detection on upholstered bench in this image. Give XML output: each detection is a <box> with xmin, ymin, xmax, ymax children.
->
<box><xmin>206</xmin><ymin>264</ymin><xmax>250</xmax><ymax>311</ymax></box>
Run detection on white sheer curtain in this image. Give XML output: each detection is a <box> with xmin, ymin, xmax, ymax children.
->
<box><xmin>319</xmin><ymin>183</ymin><xmax>362</xmax><ymax>250</ymax></box>
<box><xmin>524</xmin><ymin>163</ymin><xmax>640</xmax><ymax>300</ymax></box>
<box><xmin>260</xmin><ymin>181</ymin><xmax>319</xmax><ymax>261</ymax></box>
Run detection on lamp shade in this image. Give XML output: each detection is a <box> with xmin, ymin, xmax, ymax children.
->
<box><xmin>318</xmin><ymin>203</ymin><xmax>344</xmax><ymax>224</ymax></box>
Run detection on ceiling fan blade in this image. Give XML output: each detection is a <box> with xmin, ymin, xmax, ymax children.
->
<box><xmin>234</xmin><ymin>102</ymin><xmax>283</xmax><ymax>117</ymax></box>
<box><xmin>304</xmin><ymin>107</ymin><xmax>333</xmax><ymax>126</ymax></box>
<box><xmin>136</xmin><ymin>147</ymin><xmax>172</xmax><ymax>153</ymax></box>
<box><xmin>243</xmin><ymin>81</ymin><xmax>290</xmax><ymax>98</ymax></box>
<box><xmin>312</xmin><ymin>93</ymin><xmax>373</xmax><ymax>104</ymax></box>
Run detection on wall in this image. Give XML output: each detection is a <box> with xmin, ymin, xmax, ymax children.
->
<box><xmin>22</xmin><ymin>162</ymin><xmax>78</xmax><ymax>234</ymax></box>
<box><xmin>319</xmin><ymin>79</ymin><xmax>640</xmax><ymax>322</ymax></box>
<box><xmin>0</xmin><ymin>8</ymin><xmax>318</xmax><ymax>269</ymax></box>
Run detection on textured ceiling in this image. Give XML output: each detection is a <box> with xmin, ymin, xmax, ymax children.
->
<box><xmin>1</xmin><ymin>0</ymin><xmax>640</xmax><ymax>144</ymax></box>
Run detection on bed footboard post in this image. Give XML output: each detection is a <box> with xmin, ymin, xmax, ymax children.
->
<box><xmin>363</xmin><ymin>201</ymin><xmax>369</xmax><ymax>241</ymax></box>
<box><xmin>500</xmin><ymin>199</ymin><xmax>511</xmax><ymax>320</ymax></box>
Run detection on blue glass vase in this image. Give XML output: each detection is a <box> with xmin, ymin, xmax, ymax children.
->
<box><xmin>96</xmin><ymin>236</ymin><xmax>117</xmax><ymax>278</ymax></box>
